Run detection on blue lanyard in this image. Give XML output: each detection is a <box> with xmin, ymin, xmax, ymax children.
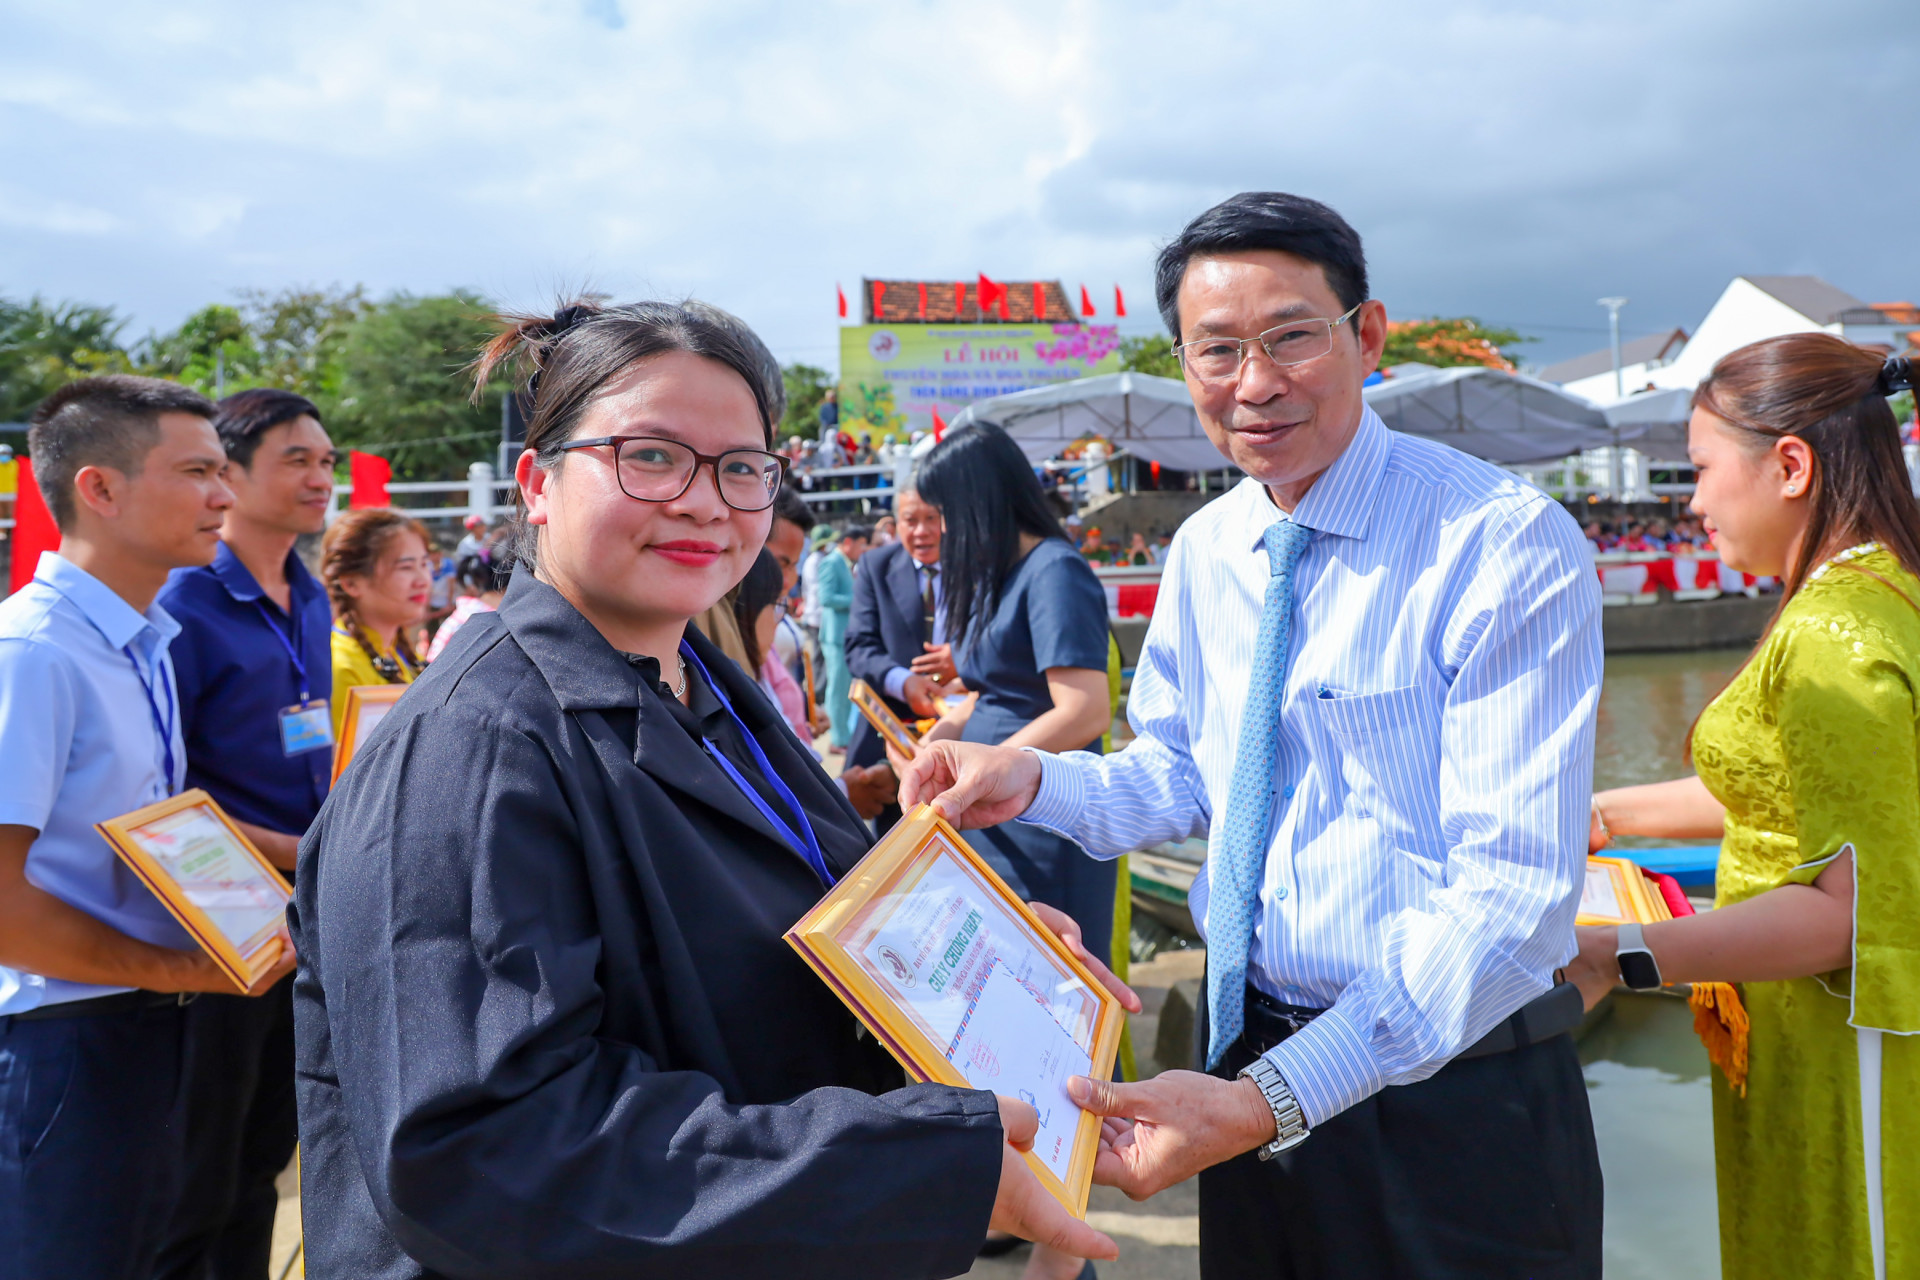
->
<box><xmin>254</xmin><ymin>600</ymin><xmax>311</xmax><ymax>702</ymax></box>
<box><xmin>123</xmin><ymin>643</ymin><xmax>176</xmax><ymax>795</ymax></box>
<box><xmin>679</xmin><ymin>642</ymin><xmax>835</xmax><ymax>889</ymax></box>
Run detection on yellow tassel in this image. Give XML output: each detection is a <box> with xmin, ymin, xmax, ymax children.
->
<box><xmin>1689</xmin><ymin>982</ymin><xmax>1750</xmax><ymax>1096</ymax></box>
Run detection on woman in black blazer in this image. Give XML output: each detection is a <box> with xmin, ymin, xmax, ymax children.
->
<box><xmin>289</xmin><ymin>301</ymin><xmax>1126</xmax><ymax>1279</ymax></box>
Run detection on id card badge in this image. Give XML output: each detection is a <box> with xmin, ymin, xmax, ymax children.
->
<box><xmin>279</xmin><ymin>700</ymin><xmax>334</xmax><ymax>756</ymax></box>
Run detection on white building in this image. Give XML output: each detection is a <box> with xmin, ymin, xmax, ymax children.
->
<box><xmin>1544</xmin><ymin>276</ymin><xmax>1918</xmax><ymax>407</ymax></box>
<box><xmin>1540</xmin><ymin>328</ymin><xmax>1687</xmax><ymax>404</ymax></box>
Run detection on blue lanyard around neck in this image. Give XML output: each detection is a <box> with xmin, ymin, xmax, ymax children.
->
<box><xmin>123</xmin><ymin>643</ymin><xmax>176</xmax><ymax>795</ymax></box>
<box><xmin>678</xmin><ymin>641</ymin><xmax>836</xmax><ymax>889</ymax></box>
<box><xmin>254</xmin><ymin>599</ymin><xmax>311</xmax><ymax>702</ymax></box>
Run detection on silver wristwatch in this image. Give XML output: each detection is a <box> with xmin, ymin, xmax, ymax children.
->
<box><xmin>1238</xmin><ymin>1056</ymin><xmax>1311</xmax><ymax>1160</ymax></box>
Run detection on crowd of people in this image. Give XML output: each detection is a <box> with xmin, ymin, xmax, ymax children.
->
<box><xmin>1581</xmin><ymin>514</ymin><xmax>1715</xmax><ymax>553</ymax></box>
<box><xmin>0</xmin><ymin>190</ymin><xmax>1914</xmax><ymax>1280</ymax></box>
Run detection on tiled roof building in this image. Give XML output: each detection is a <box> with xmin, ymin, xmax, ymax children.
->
<box><xmin>862</xmin><ymin>278</ymin><xmax>1076</xmax><ymax>324</ymax></box>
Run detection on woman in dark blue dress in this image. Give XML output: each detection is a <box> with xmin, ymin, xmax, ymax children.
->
<box><xmin>916</xmin><ymin>422</ymin><xmax>1118</xmax><ymax>1280</ymax></box>
<box><xmin>916</xmin><ymin>423</ymin><xmax>1116</xmax><ymax>956</ymax></box>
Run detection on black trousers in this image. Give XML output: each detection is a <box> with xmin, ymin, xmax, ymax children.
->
<box><xmin>0</xmin><ymin>999</ymin><xmax>190</xmax><ymax>1280</ymax></box>
<box><xmin>153</xmin><ymin>984</ymin><xmax>298</xmax><ymax>1280</ymax></box>
<box><xmin>1197</xmin><ymin>997</ymin><xmax>1602</xmax><ymax>1280</ymax></box>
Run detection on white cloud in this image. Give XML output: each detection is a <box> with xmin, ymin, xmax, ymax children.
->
<box><xmin>0</xmin><ymin>0</ymin><xmax>1913</xmax><ymax>368</ymax></box>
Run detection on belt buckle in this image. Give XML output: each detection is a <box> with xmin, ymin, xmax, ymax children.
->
<box><xmin>175</xmin><ymin>993</ymin><xmax>197</xmax><ymax>1008</ymax></box>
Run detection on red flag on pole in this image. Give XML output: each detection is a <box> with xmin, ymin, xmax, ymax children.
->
<box><xmin>349</xmin><ymin>451</ymin><xmax>391</xmax><ymax>509</ymax></box>
<box><xmin>1114</xmin><ymin>285</ymin><xmax>1127</xmax><ymax>318</ymax></box>
<box><xmin>917</xmin><ymin>282</ymin><xmax>928</xmax><ymax>320</ymax></box>
<box><xmin>1032</xmin><ymin>282</ymin><xmax>1045</xmax><ymax>320</ymax></box>
<box><xmin>955</xmin><ymin>282</ymin><xmax>968</xmax><ymax>317</ymax></box>
<box><xmin>977</xmin><ymin>274</ymin><xmax>1009</xmax><ymax>320</ymax></box>
<box><xmin>931</xmin><ymin>406</ymin><xmax>948</xmax><ymax>441</ymax></box>
<box><xmin>8</xmin><ymin>457</ymin><xmax>60</xmax><ymax>594</ymax></box>
<box><xmin>871</xmin><ymin>281</ymin><xmax>886</xmax><ymax>321</ymax></box>
<box><xmin>836</xmin><ymin>284</ymin><xmax>847</xmax><ymax>319</ymax></box>
<box><xmin>1080</xmin><ymin>285</ymin><xmax>1095</xmax><ymax>317</ymax></box>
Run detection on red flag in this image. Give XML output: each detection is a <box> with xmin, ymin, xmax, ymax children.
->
<box><xmin>1032</xmin><ymin>282</ymin><xmax>1045</xmax><ymax>320</ymax></box>
<box><xmin>837</xmin><ymin>283</ymin><xmax>847</xmax><ymax>318</ymax></box>
<box><xmin>955</xmin><ymin>282</ymin><xmax>967</xmax><ymax>316</ymax></box>
<box><xmin>931</xmin><ymin>406</ymin><xmax>948</xmax><ymax>441</ymax></box>
<box><xmin>917</xmin><ymin>282</ymin><xmax>927</xmax><ymax>320</ymax></box>
<box><xmin>871</xmin><ymin>281</ymin><xmax>886</xmax><ymax>321</ymax></box>
<box><xmin>8</xmin><ymin>457</ymin><xmax>60</xmax><ymax>595</ymax></box>
<box><xmin>978</xmin><ymin>274</ymin><xmax>1009</xmax><ymax>320</ymax></box>
<box><xmin>349</xmin><ymin>451</ymin><xmax>391</xmax><ymax>508</ymax></box>
<box><xmin>1114</xmin><ymin>285</ymin><xmax>1127</xmax><ymax>318</ymax></box>
<box><xmin>1080</xmin><ymin>285</ymin><xmax>1095</xmax><ymax>317</ymax></box>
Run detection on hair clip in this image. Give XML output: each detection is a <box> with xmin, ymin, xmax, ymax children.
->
<box><xmin>1878</xmin><ymin>356</ymin><xmax>1913</xmax><ymax>397</ymax></box>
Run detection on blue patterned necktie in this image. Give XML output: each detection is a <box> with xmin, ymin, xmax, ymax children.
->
<box><xmin>1206</xmin><ymin>516</ymin><xmax>1314</xmax><ymax>1068</ymax></box>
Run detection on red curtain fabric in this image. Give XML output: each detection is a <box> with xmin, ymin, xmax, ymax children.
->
<box><xmin>9</xmin><ymin>457</ymin><xmax>60</xmax><ymax>594</ymax></box>
<box><xmin>1080</xmin><ymin>285</ymin><xmax>1095</xmax><ymax>317</ymax></box>
<box><xmin>349</xmin><ymin>451</ymin><xmax>391</xmax><ymax>509</ymax></box>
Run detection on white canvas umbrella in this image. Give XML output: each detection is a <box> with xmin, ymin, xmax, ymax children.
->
<box><xmin>1602</xmin><ymin>387</ymin><xmax>1695</xmax><ymax>462</ymax></box>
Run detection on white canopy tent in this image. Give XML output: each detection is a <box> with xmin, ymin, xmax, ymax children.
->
<box><xmin>944</xmin><ymin>371</ymin><xmax>1226</xmax><ymax>471</ymax></box>
<box><xmin>1361</xmin><ymin>365</ymin><xmax>1616</xmax><ymax>463</ymax></box>
<box><xmin>944</xmin><ymin>365</ymin><xmax>1618</xmax><ymax>470</ymax></box>
<box><xmin>1601</xmin><ymin>387</ymin><xmax>1695</xmax><ymax>462</ymax></box>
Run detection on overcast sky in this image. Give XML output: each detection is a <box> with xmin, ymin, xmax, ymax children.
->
<box><xmin>3</xmin><ymin>0</ymin><xmax>1914</xmax><ymax>371</ymax></box>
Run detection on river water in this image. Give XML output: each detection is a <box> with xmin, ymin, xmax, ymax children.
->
<box><xmin>1585</xmin><ymin>646</ymin><xmax>1746</xmax><ymax>1279</ymax></box>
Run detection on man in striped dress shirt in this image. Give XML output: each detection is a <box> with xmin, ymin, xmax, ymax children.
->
<box><xmin>903</xmin><ymin>192</ymin><xmax>1604</xmax><ymax>1278</ymax></box>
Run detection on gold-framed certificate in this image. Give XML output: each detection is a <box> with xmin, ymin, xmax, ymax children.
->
<box><xmin>331</xmin><ymin>684</ymin><xmax>405</xmax><ymax>783</ymax></box>
<box><xmin>849</xmin><ymin>677</ymin><xmax>922</xmax><ymax>760</ymax></box>
<box><xmin>786</xmin><ymin>805</ymin><xmax>1124</xmax><ymax>1216</ymax></box>
<box><xmin>1576</xmin><ymin>854</ymin><xmax>1675</xmax><ymax>926</ymax></box>
<box><xmin>95</xmin><ymin>790</ymin><xmax>292</xmax><ymax>992</ymax></box>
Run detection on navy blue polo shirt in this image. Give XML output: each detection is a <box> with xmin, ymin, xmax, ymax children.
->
<box><xmin>158</xmin><ymin>542</ymin><xmax>333</xmax><ymax>836</ymax></box>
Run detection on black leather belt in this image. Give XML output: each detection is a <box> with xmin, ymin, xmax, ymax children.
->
<box><xmin>1241</xmin><ymin>981</ymin><xmax>1584</xmax><ymax>1062</ymax></box>
<box><xmin>3</xmin><ymin>990</ymin><xmax>196</xmax><ymax>1023</ymax></box>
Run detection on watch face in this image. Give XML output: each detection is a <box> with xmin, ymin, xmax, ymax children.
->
<box><xmin>1618</xmin><ymin>949</ymin><xmax>1661</xmax><ymax>990</ymax></box>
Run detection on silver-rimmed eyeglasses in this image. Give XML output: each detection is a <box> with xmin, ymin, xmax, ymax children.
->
<box><xmin>556</xmin><ymin>435</ymin><xmax>788</xmax><ymax>512</ymax></box>
<box><xmin>1174</xmin><ymin>302</ymin><xmax>1365</xmax><ymax>383</ymax></box>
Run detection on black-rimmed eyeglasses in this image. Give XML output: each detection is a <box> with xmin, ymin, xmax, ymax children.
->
<box><xmin>1174</xmin><ymin>302</ymin><xmax>1365</xmax><ymax>384</ymax></box>
<box><xmin>556</xmin><ymin>435</ymin><xmax>788</xmax><ymax>512</ymax></box>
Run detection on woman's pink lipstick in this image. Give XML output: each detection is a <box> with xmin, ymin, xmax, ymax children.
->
<box><xmin>651</xmin><ymin>540</ymin><xmax>725</xmax><ymax>567</ymax></box>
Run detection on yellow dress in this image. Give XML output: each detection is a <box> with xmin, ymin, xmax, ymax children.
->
<box><xmin>329</xmin><ymin>625</ymin><xmax>417</xmax><ymax>739</ymax></box>
<box><xmin>1691</xmin><ymin>543</ymin><xmax>1920</xmax><ymax>1279</ymax></box>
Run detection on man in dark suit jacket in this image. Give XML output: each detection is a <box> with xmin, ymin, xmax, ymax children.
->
<box><xmin>845</xmin><ymin>489</ymin><xmax>953</xmax><ymax>829</ymax></box>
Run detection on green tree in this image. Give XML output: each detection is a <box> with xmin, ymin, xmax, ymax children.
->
<box><xmin>0</xmin><ymin>295</ymin><xmax>133</xmax><ymax>421</ymax></box>
<box><xmin>780</xmin><ymin>362</ymin><xmax>831</xmax><ymax>440</ymax></box>
<box><xmin>240</xmin><ymin>285</ymin><xmax>370</xmax><ymax>399</ymax></box>
<box><xmin>137</xmin><ymin>303</ymin><xmax>262</xmax><ymax>395</ymax></box>
<box><xmin>322</xmin><ymin>291</ymin><xmax>505</xmax><ymax>481</ymax></box>
<box><xmin>1381</xmin><ymin>317</ymin><xmax>1530</xmax><ymax>371</ymax></box>
<box><xmin>1118</xmin><ymin>334</ymin><xmax>1180</xmax><ymax>378</ymax></box>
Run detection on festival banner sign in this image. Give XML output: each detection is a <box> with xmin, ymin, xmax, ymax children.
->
<box><xmin>838</xmin><ymin>322</ymin><xmax>1122</xmax><ymax>431</ymax></box>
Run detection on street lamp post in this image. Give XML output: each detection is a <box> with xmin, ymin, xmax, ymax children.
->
<box><xmin>1597</xmin><ymin>297</ymin><xmax>1628</xmax><ymax>400</ymax></box>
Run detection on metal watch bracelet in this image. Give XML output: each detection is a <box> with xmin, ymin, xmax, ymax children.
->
<box><xmin>1238</xmin><ymin>1056</ymin><xmax>1310</xmax><ymax>1160</ymax></box>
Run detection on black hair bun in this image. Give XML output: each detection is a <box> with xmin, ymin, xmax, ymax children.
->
<box><xmin>1878</xmin><ymin>356</ymin><xmax>1913</xmax><ymax>397</ymax></box>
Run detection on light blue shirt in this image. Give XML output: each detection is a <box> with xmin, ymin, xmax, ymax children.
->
<box><xmin>1021</xmin><ymin>408</ymin><xmax>1602</xmax><ymax>1126</ymax></box>
<box><xmin>0</xmin><ymin>551</ymin><xmax>192</xmax><ymax>1013</ymax></box>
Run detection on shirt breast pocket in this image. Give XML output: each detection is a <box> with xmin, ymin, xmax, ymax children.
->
<box><xmin>1313</xmin><ymin>684</ymin><xmax>1442</xmax><ymax>858</ymax></box>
